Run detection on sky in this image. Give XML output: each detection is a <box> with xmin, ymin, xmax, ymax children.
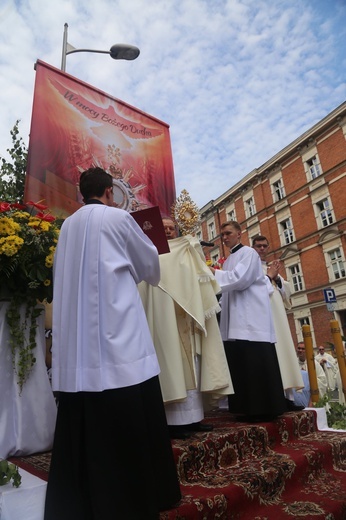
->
<box><xmin>0</xmin><ymin>0</ymin><xmax>345</xmax><ymax>209</ymax></box>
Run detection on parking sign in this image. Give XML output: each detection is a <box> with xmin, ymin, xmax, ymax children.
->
<box><xmin>323</xmin><ymin>288</ymin><xmax>336</xmax><ymax>303</ymax></box>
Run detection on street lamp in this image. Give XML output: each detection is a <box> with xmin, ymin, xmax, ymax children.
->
<box><xmin>61</xmin><ymin>23</ymin><xmax>140</xmax><ymax>72</ymax></box>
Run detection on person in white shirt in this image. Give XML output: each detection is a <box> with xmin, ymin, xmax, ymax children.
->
<box><xmin>210</xmin><ymin>221</ymin><xmax>286</xmax><ymax>421</ymax></box>
<box><xmin>45</xmin><ymin>167</ymin><xmax>180</xmax><ymax>520</ymax></box>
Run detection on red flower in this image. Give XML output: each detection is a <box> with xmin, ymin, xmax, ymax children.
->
<box><xmin>36</xmin><ymin>212</ymin><xmax>56</xmax><ymax>222</ymax></box>
<box><xmin>26</xmin><ymin>201</ymin><xmax>49</xmax><ymax>211</ymax></box>
<box><xmin>11</xmin><ymin>203</ymin><xmax>27</xmax><ymax>210</ymax></box>
<box><xmin>0</xmin><ymin>202</ymin><xmax>12</xmax><ymax>212</ymax></box>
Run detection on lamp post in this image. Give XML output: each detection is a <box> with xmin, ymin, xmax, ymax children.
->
<box><xmin>61</xmin><ymin>23</ymin><xmax>140</xmax><ymax>72</ymax></box>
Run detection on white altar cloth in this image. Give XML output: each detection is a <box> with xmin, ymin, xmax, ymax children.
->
<box><xmin>0</xmin><ymin>302</ymin><xmax>57</xmax><ymax>459</ymax></box>
<box><xmin>0</xmin><ymin>468</ymin><xmax>46</xmax><ymax>520</ymax></box>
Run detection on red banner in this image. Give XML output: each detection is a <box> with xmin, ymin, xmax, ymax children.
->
<box><xmin>25</xmin><ymin>60</ymin><xmax>176</xmax><ymax>217</ymax></box>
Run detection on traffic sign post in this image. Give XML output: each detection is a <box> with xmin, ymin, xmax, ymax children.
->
<box><xmin>323</xmin><ymin>288</ymin><xmax>336</xmax><ymax>304</ymax></box>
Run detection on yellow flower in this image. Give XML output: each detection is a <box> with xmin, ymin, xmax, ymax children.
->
<box><xmin>37</xmin><ymin>221</ymin><xmax>51</xmax><ymax>232</ymax></box>
<box><xmin>12</xmin><ymin>211</ymin><xmax>30</xmax><ymax>220</ymax></box>
<box><xmin>0</xmin><ymin>217</ymin><xmax>21</xmax><ymax>236</ymax></box>
<box><xmin>0</xmin><ymin>235</ymin><xmax>24</xmax><ymax>256</ymax></box>
<box><xmin>45</xmin><ymin>253</ymin><xmax>54</xmax><ymax>268</ymax></box>
<box><xmin>27</xmin><ymin>218</ymin><xmax>41</xmax><ymax>228</ymax></box>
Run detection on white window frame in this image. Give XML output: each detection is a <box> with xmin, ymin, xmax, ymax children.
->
<box><xmin>207</xmin><ymin>220</ymin><xmax>216</xmax><ymax>240</ymax></box>
<box><xmin>329</xmin><ymin>248</ymin><xmax>346</xmax><ymax>280</ymax></box>
<box><xmin>298</xmin><ymin>317</ymin><xmax>310</xmax><ymax>327</ymax></box>
<box><xmin>227</xmin><ymin>208</ymin><xmax>236</xmax><ymax>221</ymax></box>
<box><xmin>289</xmin><ymin>264</ymin><xmax>304</xmax><ymax>292</ymax></box>
<box><xmin>306</xmin><ymin>155</ymin><xmax>322</xmax><ymax>179</ymax></box>
<box><xmin>272</xmin><ymin>178</ymin><xmax>285</xmax><ymax>202</ymax></box>
<box><xmin>316</xmin><ymin>198</ymin><xmax>334</xmax><ymax>228</ymax></box>
<box><xmin>245</xmin><ymin>196</ymin><xmax>256</xmax><ymax>218</ymax></box>
<box><xmin>280</xmin><ymin>217</ymin><xmax>294</xmax><ymax>245</ymax></box>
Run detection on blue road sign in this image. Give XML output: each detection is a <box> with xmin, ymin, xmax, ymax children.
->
<box><xmin>323</xmin><ymin>288</ymin><xmax>336</xmax><ymax>303</ymax></box>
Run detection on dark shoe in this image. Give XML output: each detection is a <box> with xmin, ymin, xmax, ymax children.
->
<box><xmin>285</xmin><ymin>398</ymin><xmax>304</xmax><ymax>411</ymax></box>
<box><xmin>186</xmin><ymin>421</ymin><xmax>214</xmax><ymax>432</ymax></box>
<box><xmin>168</xmin><ymin>425</ymin><xmax>192</xmax><ymax>440</ymax></box>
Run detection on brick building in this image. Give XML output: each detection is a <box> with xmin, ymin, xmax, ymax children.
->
<box><xmin>198</xmin><ymin>102</ymin><xmax>346</xmax><ymax>348</ymax></box>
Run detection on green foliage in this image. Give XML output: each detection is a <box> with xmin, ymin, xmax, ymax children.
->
<box><xmin>0</xmin><ymin>121</ymin><xmax>27</xmax><ymax>203</ymax></box>
<box><xmin>314</xmin><ymin>391</ymin><xmax>346</xmax><ymax>430</ymax></box>
<box><xmin>0</xmin><ymin>460</ymin><xmax>21</xmax><ymax>488</ymax></box>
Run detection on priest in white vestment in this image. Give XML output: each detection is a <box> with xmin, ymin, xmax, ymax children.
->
<box><xmin>315</xmin><ymin>345</ymin><xmax>338</xmax><ymax>391</ymax></box>
<box><xmin>139</xmin><ymin>215</ymin><xmax>233</xmax><ymax>439</ymax></box>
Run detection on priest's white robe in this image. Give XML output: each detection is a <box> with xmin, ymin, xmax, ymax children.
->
<box><xmin>52</xmin><ymin>204</ymin><xmax>161</xmax><ymax>392</ymax></box>
<box><xmin>262</xmin><ymin>263</ymin><xmax>304</xmax><ymax>391</ymax></box>
<box><xmin>138</xmin><ymin>235</ymin><xmax>234</xmax><ymax>407</ymax></box>
<box><xmin>315</xmin><ymin>352</ymin><xmax>338</xmax><ymax>391</ymax></box>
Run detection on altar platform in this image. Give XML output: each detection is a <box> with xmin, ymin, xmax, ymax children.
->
<box><xmin>3</xmin><ymin>407</ymin><xmax>346</xmax><ymax>520</ymax></box>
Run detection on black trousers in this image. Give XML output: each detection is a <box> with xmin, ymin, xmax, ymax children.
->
<box><xmin>224</xmin><ymin>340</ymin><xmax>287</xmax><ymax>418</ymax></box>
<box><xmin>44</xmin><ymin>376</ymin><xmax>181</xmax><ymax>520</ymax></box>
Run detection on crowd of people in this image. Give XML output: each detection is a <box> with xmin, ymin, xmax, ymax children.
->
<box><xmin>44</xmin><ymin>167</ymin><xmax>344</xmax><ymax>519</ymax></box>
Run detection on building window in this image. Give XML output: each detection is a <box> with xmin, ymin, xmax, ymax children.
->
<box><xmin>208</xmin><ymin>221</ymin><xmax>215</xmax><ymax>240</ymax></box>
<box><xmin>280</xmin><ymin>218</ymin><xmax>294</xmax><ymax>244</ymax></box>
<box><xmin>245</xmin><ymin>197</ymin><xmax>256</xmax><ymax>217</ymax></box>
<box><xmin>306</xmin><ymin>155</ymin><xmax>322</xmax><ymax>180</ymax></box>
<box><xmin>289</xmin><ymin>264</ymin><xmax>303</xmax><ymax>291</ymax></box>
<box><xmin>272</xmin><ymin>179</ymin><xmax>285</xmax><ymax>202</ymax></box>
<box><xmin>329</xmin><ymin>249</ymin><xmax>346</xmax><ymax>280</ymax></box>
<box><xmin>196</xmin><ymin>231</ymin><xmax>202</xmax><ymax>241</ymax></box>
<box><xmin>228</xmin><ymin>209</ymin><xmax>236</xmax><ymax>221</ymax></box>
<box><xmin>212</xmin><ymin>253</ymin><xmax>219</xmax><ymax>264</ymax></box>
<box><xmin>317</xmin><ymin>198</ymin><xmax>334</xmax><ymax>227</ymax></box>
<box><xmin>298</xmin><ymin>317</ymin><xmax>310</xmax><ymax>327</ymax></box>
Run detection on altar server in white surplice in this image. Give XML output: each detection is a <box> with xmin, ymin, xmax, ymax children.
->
<box><xmin>45</xmin><ymin>167</ymin><xmax>180</xmax><ymax>520</ymax></box>
<box><xmin>252</xmin><ymin>235</ymin><xmax>304</xmax><ymax>411</ymax></box>
<box><xmin>211</xmin><ymin>221</ymin><xmax>287</xmax><ymax>421</ymax></box>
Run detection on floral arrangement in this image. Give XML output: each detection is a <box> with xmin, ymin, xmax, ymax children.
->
<box><xmin>0</xmin><ymin>201</ymin><xmax>62</xmax><ymax>392</ymax></box>
<box><xmin>206</xmin><ymin>257</ymin><xmax>226</xmax><ymax>270</ymax></box>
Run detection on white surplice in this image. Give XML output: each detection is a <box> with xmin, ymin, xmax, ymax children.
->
<box><xmin>52</xmin><ymin>204</ymin><xmax>161</xmax><ymax>392</ymax></box>
<box><xmin>215</xmin><ymin>245</ymin><xmax>276</xmax><ymax>343</ymax></box>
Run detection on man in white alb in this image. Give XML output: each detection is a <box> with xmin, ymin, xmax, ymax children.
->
<box><xmin>252</xmin><ymin>235</ymin><xmax>304</xmax><ymax>411</ymax></box>
<box><xmin>45</xmin><ymin>167</ymin><xmax>180</xmax><ymax>520</ymax></box>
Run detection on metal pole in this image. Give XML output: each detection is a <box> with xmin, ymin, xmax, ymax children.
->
<box><xmin>61</xmin><ymin>23</ymin><xmax>68</xmax><ymax>72</ymax></box>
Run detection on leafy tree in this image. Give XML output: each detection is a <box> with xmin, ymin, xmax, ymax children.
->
<box><xmin>0</xmin><ymin>121</ymin><xmax>28</xmax><ymax>202</ymax></box>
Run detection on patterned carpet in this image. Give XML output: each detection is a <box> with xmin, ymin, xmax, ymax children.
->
<box><xmin>9</xmin><ymin>409</ymin><xmax>346</xmax><ymax>519</ymax></box>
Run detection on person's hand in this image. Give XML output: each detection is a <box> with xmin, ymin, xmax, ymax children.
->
<box><xmin>268</xmin><ymin>260</ymin><xmax>282</xmax><ymax>280</ymax></box>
